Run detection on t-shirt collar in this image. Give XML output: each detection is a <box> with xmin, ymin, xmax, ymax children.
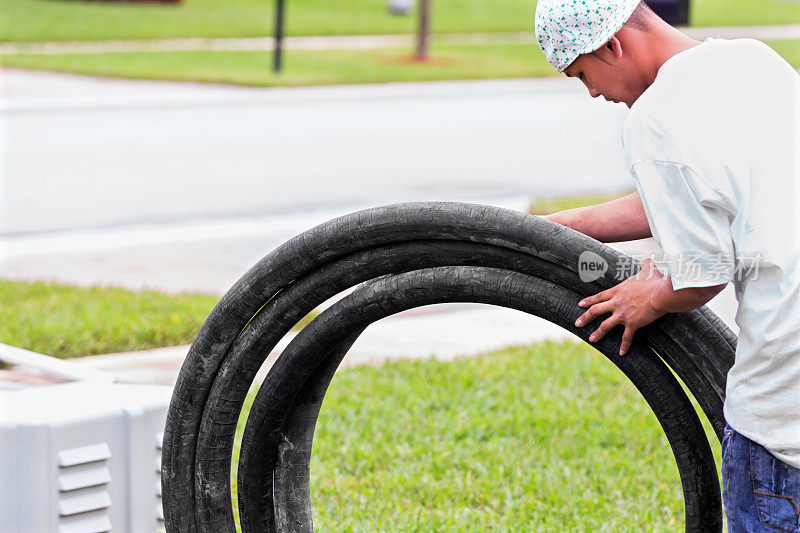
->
<box><xmin>630</xmin><ymin>37</ymin><xmax>716</xmax><ymax>113</ymax></box>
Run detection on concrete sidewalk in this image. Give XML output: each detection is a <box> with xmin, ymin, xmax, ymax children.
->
<box><xmin>71</xmin><ymin>305</ymin><xmax>577</xmax><ymax>386</ymax></box>
<box><xmin>0</xmin><ymin>24</ymin><xmax>797</xmax><ymax>56</ymax></box>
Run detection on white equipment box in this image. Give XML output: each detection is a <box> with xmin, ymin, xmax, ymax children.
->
<box><xmin>0</xmin><ymin>380</ymin><xmax>171</xmax><ymax>533</ymax></box>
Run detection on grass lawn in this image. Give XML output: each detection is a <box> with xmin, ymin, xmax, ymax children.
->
<box><xmin>767</xmin><ymin>38</ymin><xmax>800</xmax><ymax>67</ymax></box>
<box><xmin>528</xmin><ymin>190</ymin><xmax>634</xmax><ymax>215</ymax></box>
<box><xmin>4</xmin><ymin>39</ymin><xmax>797</xmax><ymax>87</ymax></box>
<box><xmin>231</xmin><ymin>340</ymin><xmax>723</xmax><ymax>530</ymax></box>
<box><xmin>1</xmin><ymin>0</ymin><xmax>798</xmax><ymax>43</ymax></box>
<box><xmin>0</xmin><ymin>43</ymin><xmax>551</xmax><ymax>86</ymax></box>
<box><xmin>0</xmin><ymin>279</ymin><xmax>316</xmax><ymax>358</ymax></box>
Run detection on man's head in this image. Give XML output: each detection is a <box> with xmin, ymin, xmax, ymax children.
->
<box><xmin>535</xmin><ymin>0</ymin><xmax>692</xmax><ymax>108</ymax></box>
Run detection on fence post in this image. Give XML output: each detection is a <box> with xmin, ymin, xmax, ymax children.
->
<box><xmin>416</xmin><ymin>0</ymin><xmax>430</xmax><ymax>60</ymax></box>
<box><xmin>273</xmin><ymin>0</ymin><xmax>286</xmax><ymax>72</ymax></box>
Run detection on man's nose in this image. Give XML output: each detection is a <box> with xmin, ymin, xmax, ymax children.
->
<box><xmin>581</xmin><ymin>79</ymin><xmax>601</xmax><ymax>98</ymax></box>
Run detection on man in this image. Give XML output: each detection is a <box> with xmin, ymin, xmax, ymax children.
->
<box><xmin>534</xmin><ymin>0</ymin><xmax>800</xmax><ymax>530</ymax></box>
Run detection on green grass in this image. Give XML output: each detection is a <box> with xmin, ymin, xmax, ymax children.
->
<box><xmin>0</xmin><ymin>0</ymin><xmax>528</xmax><ymax>43</ymax></box>
<box><xmin>528</xmin><ymin>190</ymin><xmax>635</xmax><ymax>215</ymax></box>
<box><xmin>0</xmin><ymin>279</ymin><xmax>316</xmax><ymax>358</ymax></box>
<box><xmin>4</xmin><ymin>39</ymin><xmax>797</xmax><ymax>87</ymax></box>
<box><xmin>769</xmin><ymin>38</ymin><xmax>800</xmax><ymax>67</ymax></box>
<box><xmin>0</xmin><ymin>42</ymin><xmax>554</xmax><ymax>86</ymax></box>
<box><xmin>231</xmin><ymin>340</ymin><xmax>723</xmax><ymax>530</ymax></box>
<box><xmin>1</xmin><ymin>0</ymin><xmax>797</xmax><ymax>43</ymax></box>
<box><xmin>692</xmin><ymin>0</ymin><xmax>800</xmax><ymax>27</ymax></box>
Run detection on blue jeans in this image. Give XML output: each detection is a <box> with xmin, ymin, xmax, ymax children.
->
<box><xmin>722</xmin><ymin>421</ymin><xmax>800</xmax><ymax>532</ymax></box>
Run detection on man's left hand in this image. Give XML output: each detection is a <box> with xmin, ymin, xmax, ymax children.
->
<box><xmin>574</xmin><ymin>258</ymin><xmax>667</xmax><ymax>355</ymax></box>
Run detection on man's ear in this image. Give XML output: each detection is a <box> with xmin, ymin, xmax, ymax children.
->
<box><xmin>605</xmin><ymin>36</ymin><xmax>624</xmax><ymax>60</ymax></box>
<box><xmin>590</xmin><ymin>35</ymin><xmax>624</xmax><ymax>65</ymax></box>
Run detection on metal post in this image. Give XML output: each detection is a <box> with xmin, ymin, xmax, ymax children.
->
<box><xmin>416</xmin><ymin>0</ymin><xmax>430</xmax><ymax>60</ymax></box>
<box><xmin>273</xmin><ymin>0</ymin><xmax>285</xmax><ymax>72</ymax></box>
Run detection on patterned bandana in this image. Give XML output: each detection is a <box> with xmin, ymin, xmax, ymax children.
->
<box><xmin>535</xmin><ymin>0</ymin><xmax>641</xmax><ymax>72</ymax></box>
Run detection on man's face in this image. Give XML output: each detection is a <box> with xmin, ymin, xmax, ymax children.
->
<box><xmin>563</xmin><ymin>48</ymin><xmax>644</xmax><ymax>108</ymax></box>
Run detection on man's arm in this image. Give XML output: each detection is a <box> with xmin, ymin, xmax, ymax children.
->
<box><xmin>649</xmin><ymin>276</ymin><xmax>727</xmax><ymax>314</ymax></box>
<box><xmin>543</xmin><ymin>191</ymin><xmax>652</xmax><ymax>243</ymax></box>
<box><xmin>558</xmin><ymin>164</ymin><xmax>733</xmax><ymax>355</ymax></box>
<box><xmin>575</xmin><ymin>258</ymin><xmax>727</xmax><ymax>355</ymax></box>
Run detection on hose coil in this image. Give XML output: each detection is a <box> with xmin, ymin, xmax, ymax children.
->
<box><xmin>162</xmin><ymin>202</ymin><xmax>735</xmax><ymax>532</ymax></box>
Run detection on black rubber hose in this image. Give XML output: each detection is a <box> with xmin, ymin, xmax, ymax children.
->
<box><xmin>199</xmin><ymin>240</ymin><xmax>726</xmax><ymax>532</ymax></box>
<box><xmin>241</xmin><ymin>267</ymin><xmax>720</xmax><ymax>531</ymax></box>
<box><xmin>161</xmin><ymin>202</ymin><xmax>736</xmax><ymax>533</ymax></box>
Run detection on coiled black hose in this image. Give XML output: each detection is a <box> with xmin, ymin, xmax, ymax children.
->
<box><xmin>162</xmin><ymin>202</ymin><xmax>736</xmax><ymax>532</ymax></box>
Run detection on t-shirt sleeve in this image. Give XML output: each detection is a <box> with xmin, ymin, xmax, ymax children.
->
<box><xmin>631</xmin><ymin>159</ymin><xmax>735</xmax><ymax>290</ymax></box>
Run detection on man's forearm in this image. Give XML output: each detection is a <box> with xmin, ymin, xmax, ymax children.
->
<box><xmin>649</xmin><ymin>277</ymin><xmax>727</xmax><ymax>313</ymax></box>
<box><xmin>543</xmin><ymin>192</ymin><xmax>652</xmax><ymax>242</ymax></box>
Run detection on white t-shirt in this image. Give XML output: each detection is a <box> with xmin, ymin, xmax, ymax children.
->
<box><xmin>622</xmin><ymin>38</ymin><xmax>800</xmax><ymax>468</ymax></box>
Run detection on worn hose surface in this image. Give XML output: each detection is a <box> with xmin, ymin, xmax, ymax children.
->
<box><xmin>162</xmin><ymin>202</ymin><xmax>736</xmax><ymax>532</ymax></box>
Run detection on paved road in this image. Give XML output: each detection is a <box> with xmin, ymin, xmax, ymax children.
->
<box><xmin>1</xmin><ymin>69</ymin><xmax>632</xmax><ymax>235</ymax></box>
<box><xmin>0</xmin><ymin>194</ymin><xmax>533</xmax><ymax>293</ymax></box>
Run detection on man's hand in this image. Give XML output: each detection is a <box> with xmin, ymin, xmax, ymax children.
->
<box><xmin>574</xmin><ymin>258</ymin><xmax>727</xmax><ymax>355</ymax></box>
<box><xmin>574</xmin><ymin>259</ymin><xmax>667</xmax><ymax>355</ymax></box>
